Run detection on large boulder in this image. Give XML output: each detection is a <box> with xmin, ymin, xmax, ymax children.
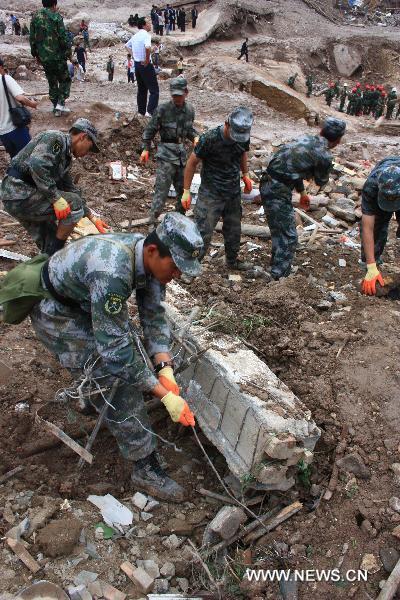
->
<box><xmin>333</xmin><ymin>43</ymin><xmax>362</xmax><ymax>77</ymax></box>
<box><xmin>66</xmin><ymin>14</ymin><xmax>91</xmax><ymax>35</ymax></box>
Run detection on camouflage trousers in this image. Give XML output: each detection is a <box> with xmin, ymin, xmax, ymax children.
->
<box><xmin>360</xmin><ymin>211</ymin><xmax>392</xmax><ymax>263</ymax></box>
<box><xmin>1</xmin><ymin>179</ymin><xmax>84</xmax><ymax>253</ymax></box>
<box><xmin>30</xmin><ymin>299</ymin><xmax>156</xmax><ymax>462</ymax></box>
<box><xmin>260</xmin><ymin>178</ymin><xmax>298</xmax><ymax>279</ymax></box>
<box><xmin>193</xmin><ymin>186</ymin><xmax>242</xmax><ymax>261</ymax></box>
<box><xmin>42</xmin><ymin>60</ymin><xmax>71</xmax><ymax>107</ymax></box>
<box><xmin>339</xmin><ymin>98</ymin><xmax>346</xmax><ymax>112</ymax></box>
<box><xmin>151</xmin><ymin>159</ymin><xmax>185</xmax><ymax>220</ymax></box>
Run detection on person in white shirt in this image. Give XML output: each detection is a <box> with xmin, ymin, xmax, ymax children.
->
<box><xmin>0</xmin><ymin>58</ymin><xmax>37</xmax><ymax>158</ymax></box>
<box><xmin>125</xmin><ymin>17</ymin><xmax>159</xmax><ymax>116</ymax></box>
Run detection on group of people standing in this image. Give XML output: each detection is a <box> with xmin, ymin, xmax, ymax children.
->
<box><xmin>323</xmin><ymin>81</ymin><xmax>399</xmax><ymax>120</ymax></box>
<box><xmin>150</xmin><ymin>4</ymin><xmax>198</xmax><ymax>35</ymax></box>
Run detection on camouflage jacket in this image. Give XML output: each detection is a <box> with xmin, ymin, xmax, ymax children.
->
<box><xmin>362</xmin><ymin>156</ymin><xmax>400</xmax><ymax>216</ymax></box>
<box><xmin>387</xmin><ymin>91</ymin><xmax>397</xmax><ymax>108</ymax></box>
<box><xmin>143</xmin><ymin>100</ymin><xmax>197</xmax><ymax>165</ymax></box>
<box><xmin>7</xmin><ymin>130</ymin><xmax>88</xmax><ymax>211</ymax></box>
<box><xmin>30</xmin><ymin>8</ymin><xmax>70</xmax><ymax>64</ymax></box>
<box><xmin>47</xmin><ymin>233</ymin><xmax>170</xmax><ymax>391</ymax></box>
<box><xmin>194</xmin><ymin>125</ymin><xmax>249</xmax><ymax>197</ymax></box>
<box><xmin>267</xmin><ymin>134</ymin><xmax>333</xmax><ymax>193</ymax></box>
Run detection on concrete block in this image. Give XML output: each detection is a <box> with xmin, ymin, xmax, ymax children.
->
<box><xmin>209</xmin><ymin>506</ymin><xmax>246</xmax><ymax>540</ymax></box>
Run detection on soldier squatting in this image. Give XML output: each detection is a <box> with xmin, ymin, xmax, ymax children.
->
<box><xmin>1</xmin><ymin>1</ymin><xmax>400</xmax><ymax>500</ymax></box>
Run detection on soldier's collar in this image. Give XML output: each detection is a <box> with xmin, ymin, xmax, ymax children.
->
<box><xmin>134</xmin><ymin>238</ymin><xmax>147</xmax><ymax>289</ymax></box>
<box><xmin>66</xmin><ymin>133</ymin><xmax>72</xmax><ymax>157</ymax></box>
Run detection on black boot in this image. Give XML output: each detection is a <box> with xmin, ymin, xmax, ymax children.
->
<box><xmin>131</xmin><ymin>451</ymin><xmax>185</xmax><ymax>502</ymax></box>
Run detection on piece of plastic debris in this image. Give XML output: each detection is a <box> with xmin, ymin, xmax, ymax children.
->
<box><xmin>88</xmin><ymin>495</ymin><xmax>133</xmax><ymax>531</ymax></box>
<box><xmin>94</xmin><ymin>522</ymin><xmax>115</xmax><ymax>540</ymax></box>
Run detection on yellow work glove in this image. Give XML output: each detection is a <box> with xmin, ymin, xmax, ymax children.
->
<box><xmin>193</xmin><ymin>136</ymin><xmax>199</xmax><ymax>147</ymax></box>
<box><xmin>53</xmin><ymin>197</ymin><xmax>71</xmax><ymax>220</ymax></box>
<box><xmin>161</xmin><ymin>391</ymin><xmax>195</xmax><ymax>427</ymax></box>
<box><xmin>181</xmin><ymin>189</ymin><xmax>191</xmax><ymax>211</ymax></box>
<box><xmin>242</xmin><ymin>172</ymin><xmax>253</xmax><ymax>194</ymax></box>
<box><xmin>140</xmin><ymin>150</ymin><xmax>149</xmax><ymax>163</ymax></box>
<box><xmin>362</xmin><ymin>262</ymin><xmax>384</xmax><ymax>296</ymax></box>
<box><xmin>158</xmin><ymin>366</ymin><xmax>180</xmax><ymax>396</ymax></box>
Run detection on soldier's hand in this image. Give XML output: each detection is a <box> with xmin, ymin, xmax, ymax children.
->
<box><xmin>242</xmin><ymin>173</ymin><xmax>253</xmax><ymax>193</ymax></box>
<box><xmin>299</xmin><ymin>192</ymin><xmax>311</xmax><ymax>211</ymax></box>
<box><xmin>181</xmin><ymin>189</ymin><xmax>191</xmax><ymax>211</ymax></box>
<box><xmin>140</xmin><ymin>150</ymin><xmax>149</xmax><ymax>163</ymax></box>
<box><xmin>161</xmin><ymin>391</ymin><xmax>195</xmax><ymax>427</ymax></box>
<box><xmin>93</xmin><ymin>218</ymin><xmax>109</xmax><ymax>234</ymax></box>
<box><xmin>193</xmin><ymin>136</ymin><xmax>199</xmax><ymax>147</ymax></box>
<box><xmin>362</xmin><ymin>263</ymin><xmax>384</xmax><ymax>296</ymax></box>
<box><xmin>158</xmin><ymin>366</ymin><xmax>180</xmax><ymax>395</ymax></box>
<box><xmin>53</xmin><ymin>197</ymin><xmax>71</xmax><ymax>220</ymax></box>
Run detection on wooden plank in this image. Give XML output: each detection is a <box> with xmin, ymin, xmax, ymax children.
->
<box><xmin>0</xmin><ymin>466</ymin><xmax>24</xmax><ymax>484</ymax></box>
<box><xmin>243</xmin><ymin>501</ymin><xmax>303</xmax><ymax>544</ymax></box>
<box><xmin>36</xmin><ymin>415</ymin><xmax>93</xmax><ymax>464</ymax></box>
<box><xmin>6</xmin><ymin>538</ymin><xmax>41</xmax><ymax>573</ymax></box>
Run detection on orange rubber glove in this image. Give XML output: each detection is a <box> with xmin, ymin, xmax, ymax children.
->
<box><xmin>362</xmin><ymin>262</ymin><xmax>384</xmax><ymax>296</ymax></box>
<box><xmin>140</xmin><ymin>150</ymin><xmax>149</xmax><ymax>163</ymax></box>
<box><xmin>181</xmin><ymin>189</ymin><xmax>191</xmax><ymax>211</ymax></box>
<box><xmin>242</xmin><ymin>173</ymin><xmax>253</xmax><ymax>194</ymax></box>
<box><xmin>161</xmin><ymin>391</ymin><xmax>195</xmax><ymax>427</ymax></box>
<box><xmin>93</xmin><ymin>218</ymin><xmax>109</xmax><ymax>234</ymax></box>
<box><xmin>158</xmin><ymin>366</ymin><xmax>180</xmax><ymax>396</ymax></box>
<box><xmin>299</xmin><ymin>192</ymin><xmax>311</xmax><ymax>211</ymax></box>
<box><xmin>53</xmin><ymin>197</ymin><xmax>71</xmax><ymax>220</ymax></box>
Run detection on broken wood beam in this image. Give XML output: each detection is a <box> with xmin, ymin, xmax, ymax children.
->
<box><xmin>35</xmin><ymin>415</ymin><xmax>93</xmax><ymax>464</ymax></box>
<box><xmin>216</xmin><ymin>222</ymin><xmax>270</xmax><ymax>239</ymax></box>
<box><xmin>6</xmin><ymin>538</ymin><xmax>41</xmax><ymax>573</ymax></box>
<box><xmin>376</xmin><ymin>555</ymin><xmax>400</xmax><ymax>600</ymax></box>
<box><xmin>243</xmin><ymin>501</ymin><xmax>303</xmax><ymax>544</ymax></box>
<box><xmin>0</xmin><ymin>466</ymin><xmax>24</xmax><ymax>484</ymax></box>
<box><xmin>198</xmin><ymin>487</ymin><xmax>240</xmax><ymax>506</ymax></box>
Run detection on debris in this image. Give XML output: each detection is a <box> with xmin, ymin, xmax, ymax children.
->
<box><xmin>0</xmin><ymin>465</ymin><xmax>24</xmax><ymax>485</ymax></box>
<box><xmin>145</xmin><ymin>499</ymin><xmax>160</xmax><ymax>512</ymax></box>
<box><xmin>137</xmin><ymin>559</ymin><xmax>160</xmax><ymax>579</ymax></box>
<box><xmin>132</xmin><ymin>491</ymin><xmax>148</xmax><ymax>510</ymax></box>
<box><xmin>338</xmin><ymin>258</ymin><xmax>347</xmax><ymax>268</ymax></box>
<box><xmin>162</xmin><ymin>517</ymin><xmax>192</xmax><ymax>536</ymax></box>
<box><xmin>228</xmin><ymin>274</ymin><xmax>242</xmax><ymax>282</ymax></box>
<box><xmin>160</xmin><ymin>562</ymin><xmax>176</xmax><ymax>578</ymax></box>
<box><xmin>336</xmin><ymin>452</ymin><xmax>371</xmax><ymax>480</ymax></box>
<box><xmin>120</xmin><ymin>562</ymin><xmax>154</xmax><ymax>594</ymax></box>
<box><xmin>329</xmin><ymin>291</ymin><xmax>348</xmax><ymax>303</ymax></box>
<box><xmin>37</xmin><ymin>518</ymin><xmax>82</xmax><ymax>558</ymax></box>
<box><xmin>380</xmin><ymin>548</ymin><xmax>400</xmax><ymax>574</ymax></box>
<box><xmin>243</xmin><ymin>501</ymin><xmax>303</xmax><ymax>545</ymax></box>
<box><xmin>322</xmin><ymin>214</ymin><xmax>340</xmax><ymax>228</ymax></box>
<box><xmin>203</xmin><ymin>506</ymin><xmax>246</xmax><ymax>545</ymax></box>
<box><xmin>176</xmin><ymin>578</ymin><xmax>189</xmax><ymax>593</ymax></box>
<box><xmin>392</xmin><ymin>525</ymin><xmax>400</xmax><ymax>540</ymax></box>
<box><xmin>360</xmin><ymin>553</ymin><xmax>381</xmax><ymax>574</ymax></box>
<box><xmin>215</xmin><ymin>221</ymin><xmax>270</xmax><ymax>239</ymax></box>
<box><xmin>87</xmin><ymin>580</ymin><xmax>126</xmax><ymax>600</ymax></box>
<box><xmin>389</xmin><ymin>497</ymin><xmax>400</xmax><ymax>514</ymax></box>
<box><xmin>6</xmin><ymin>517</ymin><xmax>30</xmax><ymax>542</ymax></box>
<box><xmin>6</xmin><ymin>537</ymin><xmax>41</xmax><ymax>573</ymax></box>
<box><xmin>162</xmin><ymin>534</ymin><xmax>183</xmax><ymax>549</ymax></box>
<box><xmin>67</xmin><ymin>585</ymin><xmax>92</xmax><ymax>600</ymax></box>
<box><xmin>36</xmin><ymin>414</ymin><xmax>93</xmax><ymax>464</ymax></box>
<box><xmin>0</xmin><ymin>249</ymin><xmax>30</xmax><ymax>262</ymax></box>
<box><xmin>198</xmin><ymin>487</ymin><xmax>239</xmax><ymax>506</ymax></box>
<box><xmin>376</xmin><ymin>554</ymin><xmax>400</xmax><ymax>600</ymax></box>
<box><xmin>109</xmin><ymin>161</ymin><xmax>127</xmax><ymax>180</ymax></box>
<box><xmin>17</xmin><ymin>581</ymin><xmax>69</xmax><ymax>600</ymax></box>
<box><xmin>73</xmin><ymin>571</ymin><xmax>99</xmax><ymax>586</ymax></box>
<box><xmin>88</xmin><ymin>494</ymin><xmax>133</xmax><ymax>531</ymax></box>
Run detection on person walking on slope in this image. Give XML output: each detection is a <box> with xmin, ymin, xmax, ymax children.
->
<box><xmin>237</xmin><ymin>38</ymin><xmax>248</xmax><ymax>62</ymax></box>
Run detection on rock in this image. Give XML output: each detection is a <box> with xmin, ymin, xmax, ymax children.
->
<box><xmin>317</xmin><ymin>300</ymin><xmax>333</xmax><ymax>311</ymax></box>
<box><xmin>160</xmin><ymin>562</ymin><xmax>176</xmax><ymax>578</ymax></box>
<box><xmin>132</xmin><ymin>492</ymin><xmax>148</xmax><ymax>510</ymax></box>
<box><xmin>389</xmin><ymin>497</ymin><xmax>400</xmax><ymax>513</ymax></box>
<box><xmin>392</xmin><ymin>525</ymin><xmax>400</xmax><ymax>539</ymax></box>
<box><xmin>37</xmin><ymin>518</ymin><xmax>82</xmax><ymax>558</ymax></box>
<box><xmin>379</xmin><ymin>547</ymin><xmax>400</xmax><ymax>573</ymax></box>
<box><xmin>176</xmin><ymin>577</ymin><xmax>189</xmax><ymax>593</ymax></box>
<box><xmin>349</xmin><ymin>177</ymin><xmax>366</xmax><ymax>191</ymax></box>
<box><xmin>153</xmin><ymin>579</ymin><xmax>169</xmax><ymax>593</ymax></box>
<box><xmin>162</xmin><ymin>534</ymin><xmax>183</xmax><ymax>549</ymax></box>
<box><xmin>360</xmin><ymin>519</ymin><xmax>377</xmax><ymax>537</ymax></box>
<box><xmin>67</xmin><ymin>585</ymin><xmax>92</xmax><ymax>600</ymax></box>
<box><xmin>161</xmin><ymin>518</ymin><xmax>193</xmax><ymax>536</ymax></box>
<box><xmin>333</xmin><ymin>43</ymin><xmax>362</xmax><ymax>77</ymax></box>
<box><xmin>203</xmin><ymin>506</ymin><xmax>247</xmax><ymax>544</ymax></box>
<box><xmin>120</xmin><ymin>562</ymin><xmax>154</xmax><ymax>594</ymax></box>
<box><xmin>391</xmin><ymin>463</ymin><xmax>400</xmax><ymax>480</ymax></box>
<box><xmin>140</xmin><ymin>512</ymin><xmax>153</xmax><ymax>522</ymax></box>
<box><xmin>73</xmin><ymin>571</ymin><xmax>99</xmax><ymax>587</ymax></box>
<box><xmin>310</xmin><ymin>484</ymin><xmax>322</xmax><ymax>497</ymax></box>
<box><xmin>328</xmin><ymin>291</ymin><xmax>348</xmax><ymax>304</ymax></box>
<box><xmin>360</xmin><ymin>553</ymin><xmax>381</xmax><ymax>574</ymax></box>
<box><xmin>67</xmin><ymin>14</ymin><xmax>91</xmax><ymax>34</ymax></box>
<box><xmin>145</xmin><ymin>499</ymin><xmax>160</xmax><ymax>512</ymax></box>
<box><xmin>137</xmin><ymin>559</ymin><xmax>160</xmax><ymax>579</ymax></box>
<box><xmin>329</xmin><ymin>197</ymin><xmax>357</xmax><ymax>223</ymax></box>
<box><xmin>336</xmin><ymin>453</ymin><xmax>371</xmax><ymax>479</ymax></box>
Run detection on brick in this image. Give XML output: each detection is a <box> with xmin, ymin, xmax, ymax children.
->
<box><xmin>120</xmin><ymin>562</ymin><xmax>154</xmax><ymax>594</ymax></box>
<box><xmin>208</xmin><ymin>377</ymin><xmax>230</xmax><ymax>422</ymax></box>
<box><xmin>194</xmin><ymin>360</ymin><xmax>217</xmax><ymax>397</ymax></box>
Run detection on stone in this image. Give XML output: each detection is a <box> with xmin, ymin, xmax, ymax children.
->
<box><xmin>160</xmin><ymin>562</ymin><xmax>176</xmax><ymax>578</ymax></box>
<box><xmin>140</xmin><ymin>512</ymin><xmax>153</xmax><ymax>522</ymax></box>
<box><xmin>336</xmin><ymin>452</ymin><xmax>371</xmax><ymax>479</ymax></box>
<box><xmin>389</xmin><ymin>497</ymin><xmax>400</xmax><ymax>513</ymax></box>
<box><xmin>176</xmin><ymin>577</ymin><xmax>189</xmax><ymax>593</ymax></box>
<box><xmin>37</xmin><ymin>518</ymin><xmax>82</xmax><ymax>558</ymax></box>
<box><xmin>203</xmin><ymin>506</ymin><xmax>247</xmax><ymax>544</ymax></box>
<box><xmin>329</xmin><ymin>198</ymin><xmax>357</xmax><ymax>223</ymax></box>
<box><xmin>67</xmin><ymin>585</ymin><xmax>92</xmax><ymax>600</ymax></box>
<box><xmin>360</xmin><ymin>553</ymin><xmax>381</xmax><ymax>574</ymax></box>
<box><xmin>132</xmin><ymin>492</ymin><xmax>148</xmax><ymax>510</ymax></box>
<box><xmin>391</xmin><ymin>463</ymin><xmax>400</xmax><ymax>479</ymax></box>
<box><xmin>161</xmin><ymin>518</ymin><xmax>193</xmax><ymax>536</ymax></box>
<box><xmin>137</xmin><ymin>559</ymin><xmax>160</xmax><ymax>579</ymax></box>
<box><xmin>360</xmin><ymin>519</ymin><xmax>376</xmax><ymax>538</ymax></box>
<box><xmin>379</xmin><ymin>547</ymin><xmax>400</xmax><ymax>573</ymax></box>
<box><xmin>145</xmin><ymin>499</ymin><xmax>160</xmax><ymax>512</ymax></box>
<box><xmin>392</xmin><ymin>525</ymin><xmax>400</xmax><ymax>539</ymax></box>
<box><xmin>153</xmin><ymin>579</ymin><xmax>169</xmax><ymax>593</ymax></box>
<box><xmin>333</xmin><ymin>43</ymin><xmax>362</xmax><ymax>77</ymax></box>
<box><xmin>162</xmin><ymin>534</ymin><xmax>183</xmax><ymax>549</ymax></box>
<box><xmin>120</xmin><ymin>562</ymin><xmax>154</xmax><ymax>594</ymax></box>
<box><xmin>73</xmin><ymin>571</ymin><xmax>99</xmax><ymax>587</ymax></box>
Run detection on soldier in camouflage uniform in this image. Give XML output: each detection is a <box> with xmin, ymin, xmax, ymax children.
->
<box><xmin>182</xmin><ymin>106</ymin><xmax>254</xmax><ymax>271</ymax></box>
<box><xmin>30</xmin><ymin>212</ymin><xmax>202</xmax><ymax>500</ymax></box>
<box><xmin>305</xmin><ymin>74</ymin><xmax>313</xmax><ymax>98</ymax></box>
<box><xmin>375</xmin><ymin>90</ymin><xmax>386</xmax><ymax>119</ymax></box>
<box><xmin>333</xmin><ymin>80</ymin><xmax>340</xmax><ymax>99</ymax></box>
<box><xmin>287</xmin><ymin>73</ymin><xmax>298</xmax><ymax>89</ymax></box>
<box><xmin>339</xmin><ymin>83</ymin><xmax>348</xmax><ymax>112</ymax></box>
<box><xmin>260</xmin><ymin>117</ymin><xmax>346</xmax><ymax>280</ymax></box>
<box><xmin>0</xmin><ymin>119</ymin><xmax>108</xmax><ymax>255</ymax></box>
<box><xmin>141</xmin><ymin>78</ymin><xmax>198</xmax><ymax>224</ymax></box>
<box><xmin>360</xmin><ymin>158</ymin><xmax>400</xmax><ymax>295</ymax></box>
<box><xmin>324</xmin><ymin>83</ymin><xmax>335</xmax><ymax>107</ymax></box>
<box><xmin>29</xmin><ymin>0</ymin><xmax>71</xmax><ymax>115</ymax></box>
<box><xmin>386</xmin><ymin>87</ymin><xmax>397</xmax><ymax>120</ymax></box>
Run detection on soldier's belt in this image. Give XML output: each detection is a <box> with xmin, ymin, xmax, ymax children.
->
<box><xmin>7</xmin><ymin>166</ymin><xmax>35</xmax><ymax>187</ymax></box>
<box><xmin>160</xmin><ymin>138</ymin><xmax>184</xmax><ymax>144</ymax></box>
<box><xmin>42</xmin><ymin>261</ymin><xmax>82</xmax><ymax>310</ymax></box>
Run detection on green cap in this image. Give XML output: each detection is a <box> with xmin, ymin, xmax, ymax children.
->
<box><xmin>377</xmin><ymin>164</ymin><xmax>400</xmax><ymax>212</ymax></box>
<box><xmin>70</xmin><ymin>118</ymin><xmax>100</xmax><ymax>153</ymax></box>
<box><xmin>156</xmin><ymin>212</ymin><xmax>203</xmax><ymax>277</ymax></box>
<box><xmin>170</xmin><ymin>77</ymin><xmax>187</xmax><ymax>96</ymax></box>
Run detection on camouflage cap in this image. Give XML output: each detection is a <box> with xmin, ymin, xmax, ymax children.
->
<box><xmin>228</xmin><ymin>106</ymin><xmax>253</xmax><ymax>143</ymax></box>
<box><xmin>377</xmin><ymin>164</ymin><xmax>400</xmax><ymax>212</ymax></box>
<box><xmin>156</xmin><ymin>212</ymin><xmax>204</xmax><ymax>276</ymax></box>
<box><xmin>170</xmin><ymin>77</ymin><xmax>187</xmax><ymax>96</ymax></box>
<box><xmin>70</xmin><ymin>118</ymin><xmax>100</xmax><ymax>153</ymax></box>
<box><xmin>321</xmin><ymin>117</ymin><xmax>346</xmax><ymax>142</ymax></box>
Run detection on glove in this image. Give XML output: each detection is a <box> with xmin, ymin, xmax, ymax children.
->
<box><xmin>181</xmin><ymin>189</ymin><xmax>191</xmax><ymax>211</ymax></box>
<box><xmin>193</xmin><ymin>136</ymin><xmax>199</xmax><ymax>147</ymax></box>
<box><xmin>93</xmin><ymin>218</ymin><xmax>109</xmax><ymax>234</ymax></box>
<box><xmin>140</xmin><ymin>150</ymin><xmax>149</xmax><ymax>163</ymax></box>
<box><xmin>242</xmin><ymin>173</ymin><xmax>253</xmax><ymax>194</ymax></box>
<box><xmin>53</xmin><ymin>197</ymin><xmax>71</xmax><ymax>220</ymax></box>
<box><xmin>299</xmin><ymin>193</ymin><xmax>311</xmax><ymax>211</ymax></box>
<box><xmin>161</xmin><ymin>391</ymin><xmax>195</xmax><ymax>427</ymax></box>
<box><xmin>362</xmin><ymin>262</ymin><xmax>384</xmax><ymax>296</ymax></box>
<box><xmin>158</xmin><ymin>366</ymin><xmax>180</xmax><ymax>396</ymax></box>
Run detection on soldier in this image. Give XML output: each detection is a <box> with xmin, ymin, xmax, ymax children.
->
<box><xmin>324</xmin><ymin>83</ymin><xmax>335</xmax><ymax>107</ymax></box>
<box><xmin>182</xmin><ymin>106</ymin><xmax>254</xmax><ymax>272</ymax></box>
<box><xmin>347</xmin><ymin>87</ymin><xmax>356</xmax><ymax>115</ymax></box>
<box><xmin>259</xmin><ymin>117</ymin><xmax>346</xmax><ymax>280</ymax></box>
<box><xmin>0</xmin><ymin>20</ymin><xmax>6</xmax><ymax>35</ymax></box>
<box><xmin>29</xmin><ymin>0</ymin><xmax>71</xmax><ymax>115</ymax></box>
<box><xmin>305</xmin><ymin>74</ymin><xmax>313</xmax><ymax>98</ymax></box>
<box><xmin>287</xmin><ymin>73</ymin><xmax>298</xmax><ymax>89</ymax></box>
<box><xmin>141</xmin><ymin>78</ymin><xmax>198</xmax><ymax>224</ymax></box>
<box><xmin>386</xmin><ymin>87</ymin><xmax>397</xmax><ymax>119</ymax></box>
<box><xmin>27</xmin><ymin>213</ymin><xmax>203</xmax><ymax>500</ymax></box>
<box><xmin>0</xmin><ymin>119</ymin><xmax>108</xmax><ymax>255</ymax></box>
<box><xmin>333</xmin><ymin>79</ymin><xmax>340</xmax><ymax>99</ymax></box>
<box><xmin>354</xmin><ymin>84</ymin><xmax>363</xmax><ymax>116</ymax></box>
<box><xmin>339</xmin><ymin>82</ymin><xmax>348</xmax><ymax>112</ymax></box>
<box><xmin>360</xmin><ymin>158</ymin><xmax>400</xmax><ymax>295</ymax></box>
<box><xmin>370</xmin><ymin>85</ymin><xmax>379</xmax><ymax>117</ymax></box>
<box><xmin>375</xmin><ymin>90</ymin><xmax>386</xmax><ymax>119</ymax></box>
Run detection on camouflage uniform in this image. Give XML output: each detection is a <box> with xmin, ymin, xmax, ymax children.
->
<box><xmin>29</xmin><ymin>8</ymin><xmax>71</xmax><ymax>108</ymax></box>
<box><xmin>333</xmin><ymin>81</ymin><xmax>340</xmax><ymax>99</ymax></box>
<box><xmin>339</xmin><ymin>87</ymin><xmax>348</xmax><ymax>112</ymax></box>
<box><xmin>287</xmin><ymin>74</ymin><xmax>298</xmax><ymax>89</ymax></box>
<box><xmin>386</xmin><ymin>90</ymin><xmax>397</xmax><ymax>119</ymax></box>
<box><xmin>0</xmin><ymin>131</ymin><xmax>88</xmax><ymax>253</ymax></box>
<box><xmin>306</xmin><ymin>75</ymin><xmax>313</xmax><ymax>98</ymax></box>
<box><xmin>324</xmin><ymin>87</ymin><xmax>335</xmax><ymax>107</ymax></box>
<box><xmin>360</xmin><ymin>157</ymin><xmax>400</xmax><ymax>262</ymax></box>
<box><xmin>30</xmin><ymin>233</ymin><xmax>171</xmax><ymax>461</ymax></box>
<box><xmin>143</xmin><ymin>99</ymin><xmax>197</xmax><ymax>220</ymax></box>
<box><xmin>260</xmin><ymin>135</ymin><xmax>334</xmax><ymax>279</ymax></box>
<box><xmin>375</xmin><ymin>93</ymin><xmax>386</xmax><ymax>119</ymax></box>
<box><xmin>193</xmin><ymin>125</ymin><xmax>249</xmax><ymax>262</ymax></box>
<box><xmin>0</xmin><ymin>21</ymin><xmax>5</xmax><ymax>35</ymax></box>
